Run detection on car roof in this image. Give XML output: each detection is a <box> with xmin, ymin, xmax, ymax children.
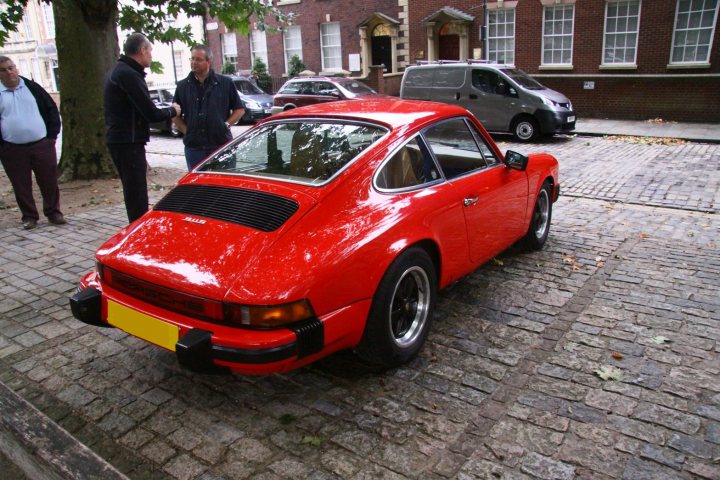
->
<box><xmin>286</xmin><ymin>76</ymin><xmax>356</xmax><ymax>83</ymax></box>
<box><xmin>268</xmin><ymin>98</ymin><xmax>472</xmax><ymax>130</ymax></box>
<box><xmin>406</xmin><ymin>62</ymin><xmax>509</xmax><ymax>71</ymax></box>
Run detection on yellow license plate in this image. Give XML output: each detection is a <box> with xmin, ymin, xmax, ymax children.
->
<box><xmin>107</xmin><ymin>300</ymin><xmax>180</xmax><ymax>351</ymax></box>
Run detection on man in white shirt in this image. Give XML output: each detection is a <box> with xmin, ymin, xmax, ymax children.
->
<box><xmin>0</xmin><ymin>55</ymin><xmax>65</xmax><ymax>230</ymax></box>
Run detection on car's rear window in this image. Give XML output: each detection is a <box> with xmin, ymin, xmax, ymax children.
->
<box><xmin>337</xmin><ymin>80</ymin><xmax>376</xmax><ymax>95</ymax></box>
<box><xmin>197</xmin><ymin>121</ymin><xmax>388</xmax><ymax>185</ymax></box>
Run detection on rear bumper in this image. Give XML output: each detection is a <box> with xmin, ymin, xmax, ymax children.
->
<box><xmin>69</xmin><ymin>287</ymin><xmax>324</xmax><ymax>373</ymax></box>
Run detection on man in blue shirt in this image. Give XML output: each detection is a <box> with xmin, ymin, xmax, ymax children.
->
<box><xmin>173</xmin><ymin>45</ymin><xmax>244</xmax><ymax>170</ymax></box>
<box><xmin>0</xmin><ymin>55</ymin><xmax>65</xmax><ymax>230</ymax></box>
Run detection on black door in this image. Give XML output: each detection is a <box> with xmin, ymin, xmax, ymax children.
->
<box><xmin>371</xmin><ymin>36</ymin><xmax>392</xmax><ymax>72</ymax></box>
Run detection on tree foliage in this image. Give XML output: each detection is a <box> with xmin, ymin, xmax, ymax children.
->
<box><xmin>287</xmin><ymin>54</ymin><xmax>305</xmax><ymax>78</ymax></box>
<box><xmin>0</xmin><ymin>0</ymin><xmax>292</xmax><ymax>180</ymax></box>
<box><xmin>251</xmin><ymin>56</ymin><xmax>271</xmax><ymax>93</ymax></box>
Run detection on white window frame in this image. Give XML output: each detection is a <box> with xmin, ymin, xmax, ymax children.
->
<box><xmin>541</xmin><ymin>4</ymin><xmax>575</xmax><ymax>67</ymax></box>
<box><xmin>670</xmin><ymin>0</ymin><xmax>719</xmax><ymax>66</ymax></box>
<box><xmin>320</xmin><ymin>22</ymin><xmax>342</xmax><ymax>72</ymax></box>
<box><xmin>41</xmin><ymin>2</ymin><xmax>55</xmax><ymax>39</ymax></box>
<box><xmin>488</xmin><ymin>8</ymin><xmax>516</xmax><ymax>65</ymax></box>
<box><xmin>250</xmin><ymin>29</ymin><xmax>269</xmax><ymax>71</ymax></box>
<box><xmin>222</xmin><ymin>32</ymin><xmax>238</xmax><ymax>66</ymax></box>
<box><xmin>283</xmin><ymin>26</ymin><xmax>303</xmax><ymax>74</ymax></box>
<box><xmin>602</xmin><ymin>0</ymin><xmax>641</xmax><ymax>67</ymax></box>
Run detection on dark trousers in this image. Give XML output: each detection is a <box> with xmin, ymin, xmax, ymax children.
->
<box><xmin>107</xmin><ymin>143</ymin><xmax>148</xmax><ymax>223</ymax></box>
<box><xmin>0</xmin><ymin>139</ymin><xmax>62</xmax><ymax>222</ymax></box>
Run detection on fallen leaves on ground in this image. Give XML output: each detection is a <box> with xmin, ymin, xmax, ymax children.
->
<box><xmin>611</xmin><ymin>352</ymin><xmax>624</xmax><ymax>360</ymax></box>
<box><xmin>595</xmin><ymin>365</ymin><xmax>624</xmax><ymax>381</ymax></box>
<box><xmin>604</xmin><ymin>135</ymin><xmax>688</xmax><ymax>146</ymax></box>
<box><xmin>562</xmin><ymin>254</ymin><xmax>582</xmax><ymax>271</ymax></box>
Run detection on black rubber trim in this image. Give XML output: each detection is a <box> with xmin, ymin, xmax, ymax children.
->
<box><xmin>211</xmin><ymin>342</ymin><xmax>298</xmax><ymax>364</ymax></box>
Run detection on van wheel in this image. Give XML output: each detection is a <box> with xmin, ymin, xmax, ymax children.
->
<box><xmin>513</xmin><ymin>116</ymin><xmax>539</xmax><ymax>142</ymax></box>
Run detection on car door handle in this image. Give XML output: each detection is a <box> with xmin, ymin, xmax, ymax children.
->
<box><xmin>455</xmin><ymin>92</ymin><xmax>461</xmax><ymax>100</ymax></box>
<box><xmin>463</xmin><ymin>196</ymin><xmax>479</xmax><ymax>207</ymax></box>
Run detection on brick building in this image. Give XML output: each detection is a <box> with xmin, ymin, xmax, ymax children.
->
<box><xmin>206</xmin><ymin>0</ymin><xmax>720</xmax><ymax>122</ymax></box>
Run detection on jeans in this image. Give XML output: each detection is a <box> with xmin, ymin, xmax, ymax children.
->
<box><xmin>0</xmin><ymin>139</ymin><xmax>62</xmax><ymax>222</ymax></box>
<box><xmin>185</xmin><ymin>146</ymin><xmax>218</xmax><ymax>171</ymax></box>
<box><xmin>107</xmin><ymin>143</ymin><xmax>148</xmax><ymax>223</ymax></box>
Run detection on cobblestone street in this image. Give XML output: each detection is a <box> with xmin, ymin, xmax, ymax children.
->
<box><xmin>1</xmin><ymin>132</ymin><xmax>719</xmax><ymax>479</ymax></box>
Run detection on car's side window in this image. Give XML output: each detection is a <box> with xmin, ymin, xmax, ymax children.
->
<box><xmin>468</xmin><ymin>124</ymin><xmax>500</xmax><ymax>166</ymax></box>
<box><xmin>423</xmin><ymin>118</ymin><xmax>489</xmax><ymax>180</ymax></box>
<box><xmin>316</xmin><ymin>82</ymin><xmax>339</xmax><ymax>96</ymax></box>
<box><xmin>376</xmin><ymin>136</ymin><xmax>440</xmax><ymax>190</ymax></box>
<box><xmin>472</xmin><ymin>70</ymin><xmax>504</xmax><ymax>95</ymax></box>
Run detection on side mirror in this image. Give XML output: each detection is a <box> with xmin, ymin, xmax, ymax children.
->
<box><xmin>508</xmin><ymin>87</ymin><xmax>518</xmax><ymax>97</ymax></box>
<box><xmin>505</xmin><ymin>150</ymin><xmax>528</xmax><ymax>171</ymax></box>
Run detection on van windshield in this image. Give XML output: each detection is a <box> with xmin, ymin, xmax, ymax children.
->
<box><xmin>501</xmin><ymin>68</ymin><xmax>545</xmax><ymax>90</ymax></box>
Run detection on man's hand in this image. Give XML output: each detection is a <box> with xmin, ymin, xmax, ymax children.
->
<box><xmin>171</xmin><ymin>103</ymin><xmax>181</xmax><ymax>116</ymax></box>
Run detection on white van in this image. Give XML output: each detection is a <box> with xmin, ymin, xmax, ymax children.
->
<box><xmin>400</xmin><ymin>62</ymin><xmax>576</xmax><ymax>141</ymax></box>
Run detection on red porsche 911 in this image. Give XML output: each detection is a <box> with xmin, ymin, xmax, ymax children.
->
<box><xmin>70</xmin><ymin>98</ymin><xmax>559</xmax><ymax>375</ymax></box>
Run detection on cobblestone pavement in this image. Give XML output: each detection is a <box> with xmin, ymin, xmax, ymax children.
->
<box><xmin>1</xmin><ymin>134</ymin><xmax>719</xmax><ymax>479</ymax></box>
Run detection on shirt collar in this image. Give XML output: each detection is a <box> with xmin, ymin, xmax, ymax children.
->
<box><xmin>1</xmin><ymin>77</ymin><xmax>24</xmax><ymax>93</ymax></box>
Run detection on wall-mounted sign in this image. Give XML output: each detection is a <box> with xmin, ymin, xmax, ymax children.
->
<box><xmin>584</xmin><ymin>81</ymin><xmax>595</xmax><ymax>90</ymax></box>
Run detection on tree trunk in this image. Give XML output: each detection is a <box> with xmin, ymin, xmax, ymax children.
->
<box><xmin>54</xmin><ymin>0</ymin><xmax>118</xmax><ymax>180</ymax></box>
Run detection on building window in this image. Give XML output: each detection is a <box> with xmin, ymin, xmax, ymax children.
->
<box><xmin>670</xmin><ymin>0</ymin><xmax>719</xmax><ymax>64</ymax></box>
<box><xmin>488</xmin><ymin>8</ymin><xmax>515</xmax><ymax>65</ymax></box>
<box><xmin>320</xmin><ymin>22</ymin><xmax>342</xmax><ymax>71</ymax></box>
<box><xmin>173</xmin><ymin>49</ymin><xmax>184</xmax><ymax>82</ymax></box>
<box><xmin>283</xmin><ymin>26</ymin><xmax>303</xmax><ymax>73</ymax></box>
<box><xmin>222</xmin><ymin>32</ymin><xmax>238</xmax><ymax>66</ymax></box>
<box><xmin>41</xmin><ymin>2</ymin><xmax>55</xmax><ymax>39</ymax></box>
<box><xmin>603</xmin><ymin>0</ymin><xmax>641</xmax><ymax>65</ymax></box>
<box><xmin>251</xmin><ymin>29</ymin><xmax>269</xmax><ymax>70</ymax></box>
<box><xmin>542</xmin><ymin>4</ymin><xmax>574</xmax><ymax>65</ymax></box>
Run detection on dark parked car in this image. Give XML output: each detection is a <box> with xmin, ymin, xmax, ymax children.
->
<box><xmin>271</xmin><ymin>76</ymin><xmax>381</xmax><ymax>115</ymax></box>
<box><xmin>230</xmin><ymin>75</ymin><xmax>274</xmax><ymax>123</ymax></box>
<box><xmin>148</xmin><ymin>87</ymin><xmax>181</xmax><ymax>137</ymax></box>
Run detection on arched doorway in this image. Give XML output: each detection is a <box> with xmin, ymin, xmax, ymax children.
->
<box><xmin>439</xmin><ymin>23</ymin><xmax>462</xmax><ymax>60</ymax></box>
<box><xmin>371</xmin><ymin>24</ymin><xmax>393</xmax><ymax>73</ymax></box>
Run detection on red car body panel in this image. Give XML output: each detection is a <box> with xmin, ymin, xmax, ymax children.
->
<box><xmin>74</xmin><ymin>98</ymin><xmax>560</xmax><ymax>375</ymax></box>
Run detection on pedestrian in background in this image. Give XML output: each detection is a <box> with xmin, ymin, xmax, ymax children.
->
<box><xmin>104</xmin><ymin>32</ymin><xmax>181</xmax><ymax>223</ymax></box>
<box><xmin>173</xmin><ymin>45</ymin><xmax>244</xmax><ymax>170</ymax></box>
<box><xmin>0</xmin><ymin>55</ymin><xmax>66</xmax><ymax>230</ymax></box>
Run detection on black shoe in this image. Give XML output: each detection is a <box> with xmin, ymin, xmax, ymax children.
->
<box><xmin>22</xmin><ymin>220</ymin><xmax>38</xmax><ymax>230</ymax></box>
<box><xmin>48</xmin><ymin>214</ymin><xmax>67</xmax><ymax>225</ymax></box>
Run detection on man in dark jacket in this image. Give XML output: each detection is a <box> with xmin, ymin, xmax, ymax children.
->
<box><xmin>172</xmin><ymin>45</ymin><xmax>244</xmax><ymax>170</ymax></box>
<box><xmin>0</xmin><ymin>55</ymin><xmax>65</xmax><ymax>230</ymax></box>
<box><xmin>104</xmin><ymin>32</ymin><xmax>180</xmax><ymax>223</ymax></box>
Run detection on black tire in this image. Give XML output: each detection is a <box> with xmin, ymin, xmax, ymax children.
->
<box><xmin>523</xmin><ymin>181</ymin><xmax>553</xmax><ymax>250</ymax></box>
<box><xmin>513</xmin><ymin>116</ymin><xmax>539</xmax><ymax>142</ymax></box>
<box><xmin>356</xmin><ymin>247</ymin><xmax>436</xmax><ymax>368</ymax></box>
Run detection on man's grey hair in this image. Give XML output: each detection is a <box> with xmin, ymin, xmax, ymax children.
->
<box><xmin>0</xmin><ymin>55</ymin><xmax>12</xmax><ymax>64</ymax></box>
<box><xmin>191</xmin><ymin>45</ymin><xmax>213</xmax><ymax>62</ymax></box>
<box><xmin>124</xmin><ymin>33</ymin><xmax>150</xmax><ymax>55</ymax></box>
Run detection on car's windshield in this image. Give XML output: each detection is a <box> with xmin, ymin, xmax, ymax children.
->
<box><xmin>198</xmin><ymin>121</ymin><xmax>388</xmax><ymax>184</ymax></box>
<box><xmin>500</xmin><ymin>68</ymin><xmax>544</xmax><ymax>90</ymax></box>
<box><xmin>234</xmin><ymin>79</ymin><xmax>265</xmax><ymax>95</ymax></box>
<box><xmin>337</xmin><ymin>80</ymin><xmax>377</xmax><ymax>97</ymax></box>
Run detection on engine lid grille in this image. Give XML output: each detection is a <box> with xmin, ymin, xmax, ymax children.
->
<box><xmin>155</xmin><ymin>184</ymin><xmax>299</xmax><ymax>232</ymax></box>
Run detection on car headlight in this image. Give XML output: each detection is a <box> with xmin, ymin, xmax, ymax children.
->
<box><xmin>224</xmin><ymin>299</ymin><xmax>315</xmax><ymax>328</ymax></box>
<box><xmin>244</xmin><ymin>100</ymin><xmax>261</xmax><ymax>109</ymax></box>
<box><xmin>540</xmin><ymin>96</ymin><xmax>559</xmax><ymax>108</ymax></box>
